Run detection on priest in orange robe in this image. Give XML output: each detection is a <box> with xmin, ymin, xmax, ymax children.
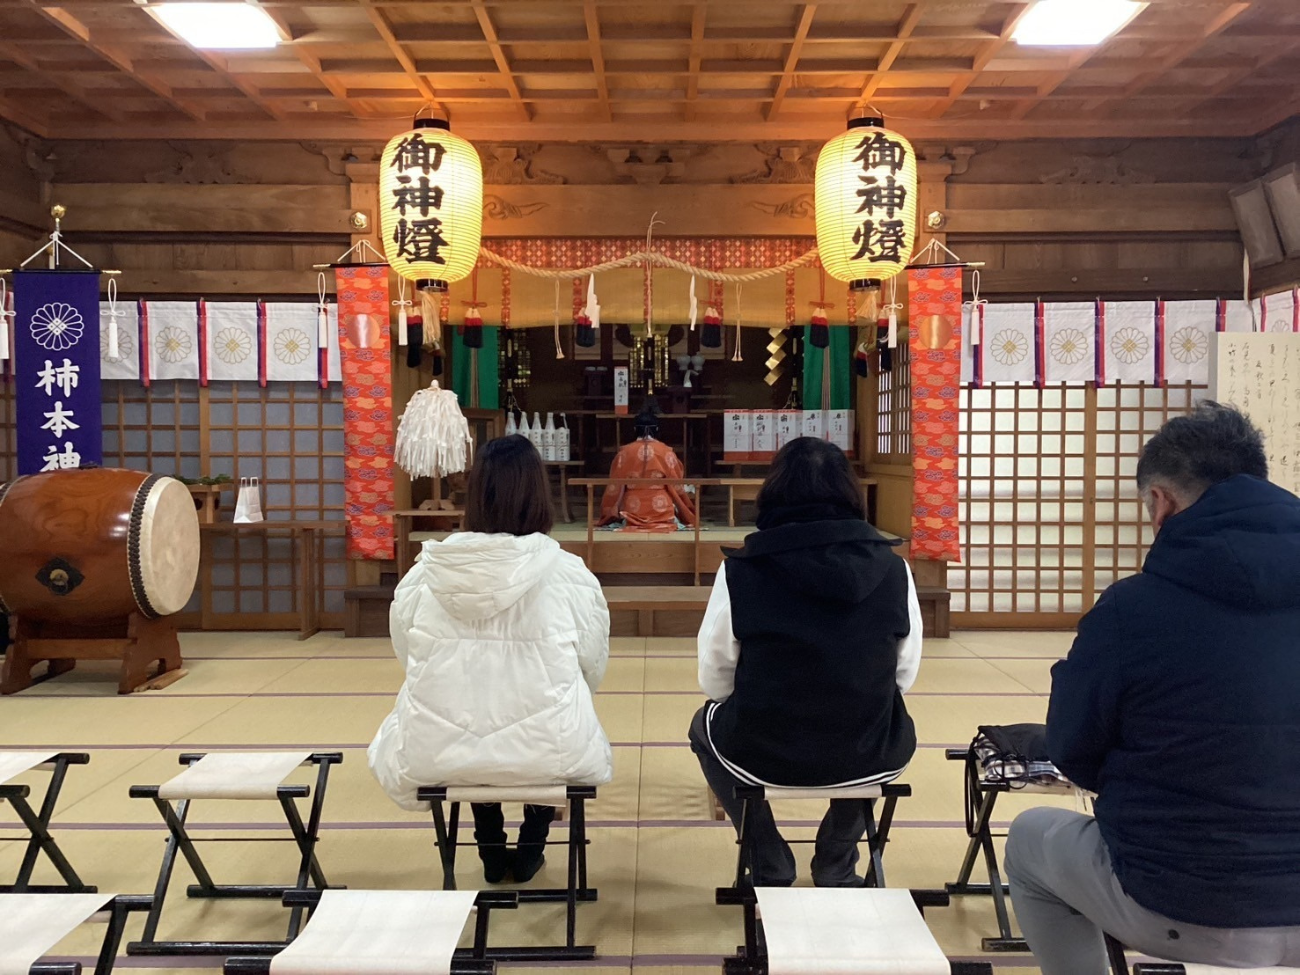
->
<box><xmin>598</xmin><ymin>409</ymin><xmax>697</xmax><ymax>532</ymax></box>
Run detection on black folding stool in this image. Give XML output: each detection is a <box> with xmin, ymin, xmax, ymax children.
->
<box><xmin>224</xmin><ymin>889</ymin><xmax>521</xmax><ymax>975</ymax></box>
<box><xmin>0</xmin><ymin>751</ymin><xmax>96</xmax><ymax>894</ymax></box>
<box><xmin>5</xmin><ymin>893</ymin><xmax>151</xmax><ymax>975</ymax></box>
<box><xmin>714</xmin><ymin>781</ymin><xmax>912</xmax><ymax>953</ymax></box>
<box><xmin>417</xmin><ymin>785</ymin><xmax>598</xmax><ymax>962</ymax></box>
<box><xmin>127</xmin><ymin>751</ymin><xmax>343</xmax><ymax>957</ymax></box>
<box><xmin>943</xmin><ymin>746</ymin><xmax>1034</xmax><ymax>951</ymax></box>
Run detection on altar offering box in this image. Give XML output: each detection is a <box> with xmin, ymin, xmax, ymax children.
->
<box><xmin>774</xmin><ymin>410</ymin><xmax>799</xmax><ymax>449</ymax></box>
<box><xmin>724</xmin><ymin>411</ymin><xmax>753</xmax><ymax>461</ymax></box>
<box><xmin>800</xmin><ymin>410</ymin><xmax>824</xmax><ymax>441</ymax></box>
<box><xmin>751</xmin><ymin>411</ymin><xmax>776</xmax><ymax>459</ymax></box>
<box><xmin>614</xmin><ymin>366</ymin><xmax>630</xmax><ymax>415</ymax></box>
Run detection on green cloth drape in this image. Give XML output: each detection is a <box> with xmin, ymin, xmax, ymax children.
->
<box><xmin>801</xmin><ymin>327</ymin><xmax>852</xmax><ymax>410</ymax></box>
<box><xmin>450</xmin><ymin>326</ymin><xmax>500</xmax><ymax>410</ymax></box>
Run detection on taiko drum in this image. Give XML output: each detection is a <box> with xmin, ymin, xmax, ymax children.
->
<box><xmin>0</xmin><ymin>468</ymin><xmax>201</xmax><ymax>624</ymax></box>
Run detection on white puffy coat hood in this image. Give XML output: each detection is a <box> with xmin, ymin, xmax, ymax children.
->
<box><xmin>369</xmin><ymin>532</ymin><xmax>613</xmax><ymax>811</ymax></box>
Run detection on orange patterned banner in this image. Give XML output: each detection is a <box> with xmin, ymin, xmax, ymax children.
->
<box><xmin>335</xmin><ymin>266</ymin><xmax>396</xmax><ymax>561</ymax></box>
<box><xmin>908</xmin><ymin>267</ymin><xmax>962</xmax><ymax>563</ymax></box>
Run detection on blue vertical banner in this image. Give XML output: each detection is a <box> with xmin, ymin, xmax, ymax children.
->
<box><xmin>14</xmin><ymin>270</ymin><xmax>103</xmax><ymax>475</ymax></box>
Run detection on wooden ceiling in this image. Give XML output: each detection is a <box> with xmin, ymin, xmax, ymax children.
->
<box><xmin>0</xmin><ymin>0</ymin><xmax>1297</xmax><ymax>142</ymax></box>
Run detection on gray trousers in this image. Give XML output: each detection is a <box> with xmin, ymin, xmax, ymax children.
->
<box><xmin>688</xmin><ymin>706</ymin><xmax>865</xmax><ymax>887</ymax></box>
<box><xmin>1006</xmin><ymin>808</ymin><xmax>1300</xmax><ymax>975</ymax></box>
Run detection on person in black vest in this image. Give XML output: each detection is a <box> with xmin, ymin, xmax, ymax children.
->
<box><xmin>689</xmin><ymin>436</ymin><xmax>922</xmax><ymax>887</ymax></box>
<box><xmin>1006</xmin><ymin>403</ymin><xmax>1300</xmax><ymax>974</ymax></box>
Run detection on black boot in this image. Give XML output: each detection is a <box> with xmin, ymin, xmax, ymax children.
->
<box><xmin>471</xmin><ymin>803</ymin><xmax>511</xmax><ymax>884</ymax></box>
<box><xmin>512</xmin><ymin>804</ymin><xmax>556</xmax><ymax>883</ymax></box>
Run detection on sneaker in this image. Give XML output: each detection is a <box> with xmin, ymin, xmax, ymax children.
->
<box><xmin>512</xmin><ymin>849</ymin><xmax>546</xmax><ymax>883</ymax></box>
<box><xmin>480</xmin><ymin>848</ymin><xmax>512</xmax><ymax>885</ymax></box>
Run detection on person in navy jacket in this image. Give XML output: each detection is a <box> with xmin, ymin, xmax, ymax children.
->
<box><xmin>1006</xmin><ymin>402</ymin><xmax>1300</xmax><ymax>975</ymax></box>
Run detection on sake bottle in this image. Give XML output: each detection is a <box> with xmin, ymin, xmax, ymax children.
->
<box><xmin>518</xmin><ymin>411</ymin><xmax>531</xmax><ymax>443</ymax></box>
<box><xmin>530</xmin><ymin>412</ymin><xmax>544</xmax><ymax>452</ymax></box>
<box><xmin>542</xmin><ymin>412</ymin><xmax>557</xmax><ymax>462</ymax></box>
<box><xmin>505</xmin><ymin>410</ymin><xmax>518</xmax><ymax>437</ymax></box>
<box><xmin>556</xmin><ymin>413</ymin><xmax>571</xmax><ymax>462</ymax></box>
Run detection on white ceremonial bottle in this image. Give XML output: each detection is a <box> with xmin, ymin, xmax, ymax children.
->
<box><xmin>530</xmin><ymin>412</ymin><xmax>544</xmax><ymax>452</ymax></box>
<box><xmin>505</xmin><ymin>410</ymin><xmax>518</xmax><ymax>437</ymax></box>
<box><xmin>542</xmin><ymin>412</ymin><xmax>557</xmax><ymax>462</ymax></box>
<box><xmin>518</xmin><ymin>411</ymin><xmax>531</xmax><ymax>442</ymax></box>
<box><xmin>556</xmin><ymin>413</ymin><xmax>571</xmax><ymax>463</ymax></box>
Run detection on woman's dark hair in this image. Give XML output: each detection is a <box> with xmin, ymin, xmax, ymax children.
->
<box><xmin>464</xmin><ymin>434</ymin><xmax>554</xmax><ymax>536</ymax></box>
<box><xmin>756</xmin><ymin>436</ymin><xmax>865</xmax><ymax>520</ymax></box>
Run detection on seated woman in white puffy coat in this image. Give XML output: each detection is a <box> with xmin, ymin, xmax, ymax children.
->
<box><xmin>369</xmin><ymin>434</ymin><xmax>612</xmax><ymax>884</ymax></box>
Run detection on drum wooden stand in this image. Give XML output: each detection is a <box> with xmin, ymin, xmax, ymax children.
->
<box><xmin>1</xmin><ymin>613</ymin><xmax>185</xmax><ymax>695</ymax></box>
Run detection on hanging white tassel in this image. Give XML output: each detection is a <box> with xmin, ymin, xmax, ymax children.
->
<box><xmin>316</xmin><ymin>271</ymin><xmax>330</xmax><ymax>348</ymax></box>
<box><xmin>394</xmin><ymin>379</ymin><xmax>474</xmax><ymax>478</ymax></box>
<box><xmin>553</xmin><ymin>279</ymin><xmax>565</xmax><ymax>360</ymax></box>
<box><xmin>394</xmin><ymin>280</ymin><xmax>411</xmax><ymax>347</ymax></box>
<box><xmin>731</xmin><ymin>283</ymin><xmax>744</xmax><ymax>363</ymax></box>
<box><xmin>885</xmin><ymin>276</ymin><xmax>900</xmax><ymax>349</ymax></box>
<box><xmin>0</xmin><ymin>279</ymin><xmax>11</xmax><ymax>364</ymax></box>
<box><xmin>688</xmin><ymin>276</ymin><xmax>697</xmax><ymax>331</ymax></box>
<box><xmin>887</xmin><ymin>310</ymin><xmax>898</xmax><ymax>349</ymax></box>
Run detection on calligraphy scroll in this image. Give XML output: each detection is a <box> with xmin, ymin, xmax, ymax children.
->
<box><xmin>1212</xmin><ymin>333</ymin><xmax>1300</xmax><ymax>497</ymax></box>
<box><xmin>908</xmin><ymin>266</ymin><xmax>961</xmax><ymax>563</ymax></box>
<box><xmin>335</xmin><ymin>267</ymin><xmax>395</xmax><ymax>561</ymax></box>
<box><xmin>13</xmin><ymin>270</ymin><xmax>103</xmax><ymax>475</ymax></box>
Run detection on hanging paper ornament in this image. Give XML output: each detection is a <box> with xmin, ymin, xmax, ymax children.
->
<box><xmin>765</xmin><ymin>327</ymin><xmax>788</xmax><ymax>387</ymax></box>
<box><xmin>701</xmin><ymin>304</ymin><xmax>723</xmax><ymax>349</ymax></box>
<box><xmin>393</xmin><ymin>281</ymin><xmax>412</xmax><ymax>347</ymax></box>
<box><xmin>394</xmin><ymin>379</ymin><xmax>473</xmax><ymax>478</ymax></box>
<box><xmin>815</xmin><ymin>117</ymin><xmax>917</xmax><ymax>287</ymax></box>
<box><xmin>576</xmin><ymin>274</ymin><xmax>599</xmax><ymax>348</ymax></box>
<box><xmin>688</xmin><ymin>276</ymin><xmax>698</xmax><ymax>331</ymax></box>
<box><xmin>380</xmin><ymin>117</ymin><xmax>483</xmax><ymax>291</ymax></box>
<box><xmin>809</xmin><ymin>306</ymin><xmax>830</xmax><ymax>349</ymax></box>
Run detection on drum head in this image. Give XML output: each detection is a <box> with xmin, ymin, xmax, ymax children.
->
<box><xmin>135</xmin><ymin>476</ymin><xmax>201</xmax><ymax>617</ymax></box>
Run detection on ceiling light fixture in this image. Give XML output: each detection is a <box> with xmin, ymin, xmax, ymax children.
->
<box><xmin>151</xmin><ymin>2</ymin><xmax>281</xmax><ymax>50</ymax></box>
<box><xmin>1013</xmin><ymin>0</ymin><xmax>1147</xmax><ymax>47</ymax></box>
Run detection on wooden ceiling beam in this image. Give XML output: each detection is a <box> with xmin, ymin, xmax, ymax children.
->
<box><xmin>246</xmin><ymin>1</ymin><xmax>370</xmax><ymax>116</ymax></box>
<box><xmin>0</xmin><ymin>38</ymin><xmax>125</xmax><ymax>121</ymax></box>
<box><xmin>768</xmin><ymin>4</ymin><xmax>818</xmax><ymax>121</ymax></box>
<box><xmin>858</xmin><ymin>4</ymin><xmax>922</xmax><ymax>108</ymax></box>
<box><xmin>684</xmin><ymin>4</ymin><xmax>706</xmax><ymax>122</ymax></box>
<box><xmin>583</xmin><ymin>1</ymin><xmax>612</xmax><ymax>122</ymax></box>
<box><xmin>1180</xmin><ymin>40</ymin><xmax>1298</xmax><ymax>115</ymax></box>
<box><xmin>470</xmin><ymin>1</ymin><xmax>531</xmax><ymax>122</ymax></box>
<box><xmin>1082</xmin><ymin>1</ymin><xmax>1252</xmax><ymax>111</ymax></box>
<box><xmin>933</xmin><ymin>2</ymin><xmax>1033</xmax><ymax>118</ymax></box>
<box><xmin>24</xmin><ymin>3</ymin><xmax>207</xmax><ymax>121</ymax></box>
<box><xmin>355</xmin><ymin>0</ymin><xmax>443</xmax><ymax>118</ymax></box>
<box><xmin>0</xmin><ymin>91</ymin><xmax>49</xmax><ymax>134</ymax></box>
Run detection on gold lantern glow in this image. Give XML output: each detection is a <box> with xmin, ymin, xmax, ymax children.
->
<box><xmin>380</xmin><ymin>118</ymin><xmax>483</xmax><ymax>292</ymax></box>
<box><xmin>814</xmin><ymin>117</ymin><xmax>917</xmax><ymax>287</ymax></box>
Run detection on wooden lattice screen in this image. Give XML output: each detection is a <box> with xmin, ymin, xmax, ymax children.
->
<box><xmin>948</xmin><ymin>382</ymin><xmax>1204</xmax><ymax>627</ymax></box>
<box><xmin>874</xmin><ymin>343</ymin><xmax>913</xmax><ymax>462</ymax></box>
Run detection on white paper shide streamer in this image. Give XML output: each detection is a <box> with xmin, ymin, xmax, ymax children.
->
<box><xmin>585</xmin><ymin>274</ymin><xmax>601</xmax><ymax>330</ymax></box>
<box><xmin>394</xmin><ymin>380</ymin><xmax>474</xmax><ymax>478</ymax></box>
<box><xmin>688</xmin><ymin>276</ymin><xmax>697</xmax><ymax>331</ymax></box>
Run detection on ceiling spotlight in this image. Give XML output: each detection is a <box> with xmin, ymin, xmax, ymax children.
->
<box><xmin>1012</xmin><ymin>0</ymin><xmax>1146</xmax><ymax>47</ymax></box>
<box><xmin>151</xmin><ymin>2</ymin><xmax>281</xmax><ymax>51</ymax></box>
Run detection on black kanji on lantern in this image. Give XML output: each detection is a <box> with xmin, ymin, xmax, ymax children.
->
<box><xmin>391</xmin><ymin>175</ymin><xmax>445</xmax><ymax>217</ymax></box>
<box><xmin>856</xmin><ymin>174</ymin><xmax>908</xmax><ymax>217</ymax></box>
<box><xmin>393</xmin><ymin>216</ymin><xmax>449</xmax><ymax>264</ymax></box>
<box><xmin>852</xmin><ymin>218</ymin><xmax>907</xmax><ymax>263</ymax></box>
<box><xmin>853</xmin><ymin>132</ymin><xmax>907</xmax><ymax>175</ymax></box>
<box><xmin>391</xmin><ymin>134</ymin><xmax>446</xmax><ymax>175</ymax></box>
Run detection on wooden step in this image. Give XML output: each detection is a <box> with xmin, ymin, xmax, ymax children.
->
<box><xmin>344</xmin><ymin>584</ymin><xmax>395</xmax><ymax>638</ymax></box>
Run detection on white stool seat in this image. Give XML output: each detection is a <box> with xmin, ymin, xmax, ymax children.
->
<box><xmin>0</xmin><ymin>751</ymin><xmax>58</xmax><ymax>787</ymax></box>
<box><xmin>0</xmin><ymin>892</ymin><xmax>114</xmax><ymax>975</ymax></box>
<box><xmin>755</xmin><ymin>888</ymin><xmax>951</xmax><ymax>975</ymax></box>
<box><xmin>158</xmin><ymin>752</ymin><xmax>313</xmax><ymax>801</ymax></box>
<box><xmin>268</xmin><ymin>890</ymin><xmax>479</xmax><ymax>975</ymax></box>
<box><xmin>759</xmin><ymin>784</ymin><xmax>887</xmax><ymax>801</ymax></box>
<box><xmin>442</xmin><ymin>786</ymin><xmax>569</xmax><ymax>807</ymax></box>
<box><xmin>1180</xmin><ymin>967</ymin><xmax>1300</xmax><ymax>975</ymax></box>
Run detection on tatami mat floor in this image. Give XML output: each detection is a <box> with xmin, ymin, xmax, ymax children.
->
<box><xmin>0</xmin><ymin>630</ymin><xmax>1080</xmax><ymax>973</ymax></box>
